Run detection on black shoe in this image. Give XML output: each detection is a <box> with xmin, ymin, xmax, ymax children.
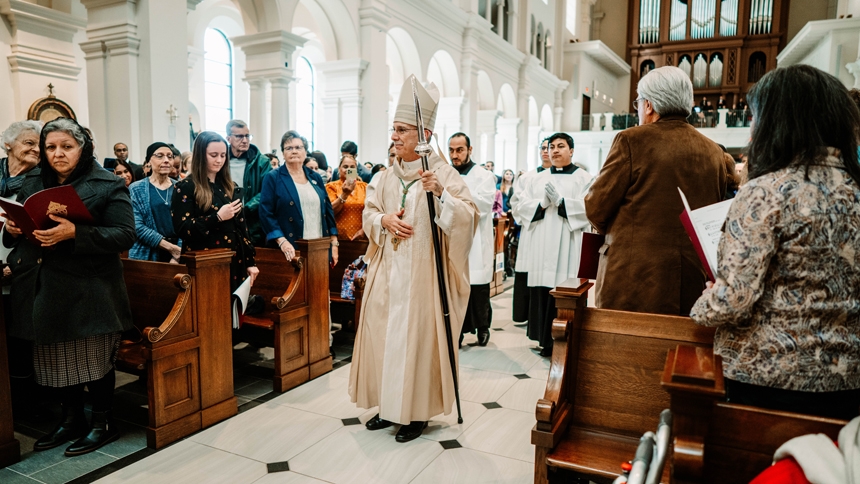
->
<box><xmin>64</xmin><ymin>411</ymin><xmax>120</xmax><ymax>457</ymax></box>
<box><xmin>539</xmin><ymin>346</ymin><xmax>553</xmax><ymax>358</ymax></box>
<box><xmin>365</xmin><ymin>414</ymin><xmax>394</xmax><ymax>431</ymax></box>
<box><xmin>33</xmin><ymin>404</ymin><xmax>88</xmax><ymax>451</ymax></box>
<box><xmin>477</xmin><ymin>328</ymin><xmax>490</xmax><ymax>347</ymax></box>
<box><xmin>395</xmin><ymin>421</ymin><xmax>427</xmax><ymax>443</ymax></box>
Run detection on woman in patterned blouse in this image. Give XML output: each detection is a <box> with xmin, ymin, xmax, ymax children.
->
<box><xmin>690</xmin><ymin>65</ymin><xmax>860</xmax><ymax>420</ymax></box>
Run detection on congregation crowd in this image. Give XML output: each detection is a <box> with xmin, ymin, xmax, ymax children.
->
<box><xmin>1</xmin><ymin>62</ymin><xmax>858</xmax><ymax>455</ymax></box>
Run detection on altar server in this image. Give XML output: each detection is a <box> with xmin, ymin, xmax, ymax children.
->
<box><xmin>449</xmin><ymin>132</ymin><xmax>497</xmax><ymax>347</ymax></box>
<box><xmin>512</xmin><ymin>132</ymin><xmax>592</xmax><ymax>357</ymax></box>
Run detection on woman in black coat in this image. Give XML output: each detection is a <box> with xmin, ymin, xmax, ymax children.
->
<box><xmin>171</xmin><ymin>131</ymin><xmax>258</xmax><ymax>290</ymax></box>
<box><xmin>4</xmin><ymin>117</ymin><xmax>135</xmax><ymax>457</ymax></box>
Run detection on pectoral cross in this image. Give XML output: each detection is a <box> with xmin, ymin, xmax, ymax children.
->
<box><xmin>392</xmin><ymin>179</ymin><xmax>418</xmax><ymax>251</ymax></box>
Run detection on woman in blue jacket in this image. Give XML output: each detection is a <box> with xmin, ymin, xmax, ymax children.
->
<box><xmin>259</xmin><ymin>130</ymin><xmax>338</xmax><ymax>265</ymax></box>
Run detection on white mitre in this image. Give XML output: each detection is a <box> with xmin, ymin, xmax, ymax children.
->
<box><xmin>392</xmin><ymin>74</ymin><xmax>440</xmax><ymax>132</ymax></box>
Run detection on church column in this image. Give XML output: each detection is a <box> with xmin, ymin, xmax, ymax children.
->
<box><xmin>476</xmin><ymin>109</ymin><xmax>499</xmax><ymax>164</ymax></box>
<box><xmin>268</xmin><ymin>76</ymin><xmax>292</xmax><ymax>152</ymax></box>
<box><xmin>317</xmin><ymin>59</ymin><xmax>369</xmax><ymax>160</ymax></box>
<box><xmin>80</xmin><ymin>0</ymin><xmax>142</xmax><ymax>157</ymax></box>
<box><xmin>516</xmin><ymin>60</ymin><xmax>530</xmax><ymax>172</ymax></box>
<box><xmin>554</xmin><ymin>85</ymin><xmax>566</xmax><ymax>131</ymax></box>
<box><xmin>359</xmin><ymin>1</ymin><xmax>391</xmax><ymax>161</ymax></box>
<box><xmin>497</xmin><ymin>117</ymin><xmax>520</xmax><ymax>173</ymax></box>
<box><xmin>590</xmin><ymin>113</ymin><xmax>602</xmax><ymax>131</ymax></box>
<box><xmin>460</xmin><ymin>22</ymin><xmax>484</xmax><ymax>140</ymax></box>
<box><xmin>496</xmin><ymin>0</ymin><xmax>506</xmax><ymax>39</ymax></box>
<box><xmin>137</xmin><ymin>0</ymin><xmax>191</xmax><ymax>150</ymax></box>
<box><xmin>233</xmin><ymin>31</ymin><xmax>307</xmax><ymax>153</ymax></box>
<box><xmin>246</xmin><ymin>78</ymin><xmax>270</xmax><ymax>151</ymax></box>
<box><xmin>484</xmin><ymin>0</ymin><xmax>494</xmax><ymax>23</ymax></box>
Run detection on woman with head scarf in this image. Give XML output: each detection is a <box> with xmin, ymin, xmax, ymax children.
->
<box><xmin>128</xmin><ymin>142</ymin><xmax>181</xmax><ymax>262</ymax></box>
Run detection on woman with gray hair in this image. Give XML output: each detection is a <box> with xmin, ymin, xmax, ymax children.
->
<box><xmin>1</xmin><ymin>120</ymin><xmax>42</xmax><ymax>198</ymax></box>
<box><xmin>3</xmin><ymin>117</ymin><xmax>136</xmax><ymax>457</ymax></box>
<box><xmin>585</xmin><ymin>66</ymin><xmax>727</xmax><ymax>315</ymax></box>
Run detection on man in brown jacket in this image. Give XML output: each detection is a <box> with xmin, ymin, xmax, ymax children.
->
<box><xmin>585</xmin><ymin>66</ymin><xmax>727</xmax><ymax>316</ymax></box>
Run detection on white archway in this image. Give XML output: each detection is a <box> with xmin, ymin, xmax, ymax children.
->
<box><xmin>496</xmin><ymin>83</ymin><xmax>517</xmax><ymax>118</ymax></box>
<box><xmin>526</xmin><ymin>96</ymin><xmax>540</xmax><ymax>168</ymax></box>
<box><xmin>427</xmin><ymin>50</ymin><xmax>462</xmax><ymax>143</ymax></box>
<box><xmin>386</xmin><ymin>27</ymin><xmax>424</xmax><ymax>125</ymax></box>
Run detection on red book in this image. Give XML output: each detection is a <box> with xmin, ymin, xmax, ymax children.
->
<box><xmin>577</xmin><ymin>232</ymin><xmax>605</xmax><ymax>280</ymax></box>
<box><xmin>0</xmin><ymin>186</ymin><xmax>94</xmax><ymax>244</ymax></box>
<box><xmin>678</xmin><ymin>188</ymin><xmax>733</xmax><ymax>282</ymax></box>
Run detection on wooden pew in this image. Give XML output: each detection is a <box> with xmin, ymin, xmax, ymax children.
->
<box><xmin>0</xmin><ymin>295</ymin><xmax>20</xmax><ymax>468</ymax></box>
<box><xmin>239</xmin><ymin>239</ymin><xmax>332</xmax><ymax>392</ymax></box>
<box><xmin>490</xmin><ymin>215</ymin><xmax>510</xmax><ymax>297</ymax></box>
<box><xmin>117</xmin><ymin>250</ymin><xmax>237</xmax><ymax>449</ymax></box>
<box><xmin>328</xmin><ymin>238</ymin><xmax>368</xmax><ymax>329</ymax></box>
<box><xmin>532</xmin><ymin>278</ymin><xmax>715</xmax><ymax>484</ymax></box>
<box><xmin>663</xmin><ymin>344</ymin><xmax>849</xmax><ymax>484</ymax></box>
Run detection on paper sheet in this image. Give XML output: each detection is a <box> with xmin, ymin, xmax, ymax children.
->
<box><xmin>231</xmin><ymin>277</ymin><xmax>252</xmax><ymax>330</ymax></box>
<box><xmin>678</xmin><ymin>188</ymin><xmax>734</xmax><ymax>281</ymax></box>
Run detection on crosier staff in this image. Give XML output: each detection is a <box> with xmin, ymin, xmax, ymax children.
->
<box><xmin>411</xmin><ymin>77</ymin><xmax>463</xmax><ymax>424</ymax></box>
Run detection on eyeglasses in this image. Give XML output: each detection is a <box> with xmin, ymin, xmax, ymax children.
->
<box><xmin>389</xmin><ymin>127</ymin><xmax>418</xmax><ymax>136</ymax></box>
<box><xmin>153</xmin><ymin>153</ymin><xmax>175</xmax><ymax>160</ymax></box>
<box><xmin>540</xmin><ymin>146</ymin><xmax>549</xmax><ymax>152</ymax></box>
<box><xmin>283</xmin><ymin>145</ymin><xmax>305</xmax><ymax>152</ymax></box>
<box><xmin>633</xmin><ymin>98</ymin><xmax>646</xmax><ymax>110</ymax></box>
<box><xmin>231</xmin><ymin>134</ymin><xmax>253</xmax><ymax>140</ymax></box>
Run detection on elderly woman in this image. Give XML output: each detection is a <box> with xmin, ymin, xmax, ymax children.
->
<box><xmin>4</xmin><ymin>117</ymin><xmax>135</xmax><ymax>456</ymax></box>
<box><xmin>585</xmin><ymin>66</ymin><xmax>727</xmax><ymax>315</ymax></box>
<box><xmin>172</xmin><ymin>131</ymin><xmax>258</xmax><ymax>290</ymax></box>
<box><xmin>691</xmin><ymin>65</ymin><xmax>860</xmax><ymax>421</ymax></box>
<box><xmin>1</xmin><ymin>120</ymin><xmax>42</xmax><ymax>198</ymax></box>
<box><xmin>114</xmin><ymin>159</ymin><xmax>136</xmax><ymax>188</ymax></box>
<box><xmin>260</xmin><ymin>130</ymin><xmax>338</xmax><ymax>264</ymax></box>
<box><xmin>129</xmin><ymin>143</ymin><xmax>181</xmax><ymax>262</ymax></box>
<box><xmin>325</xmin><ymin>155</ymin><xmax>367</xmax><ymax>241</ymax></box>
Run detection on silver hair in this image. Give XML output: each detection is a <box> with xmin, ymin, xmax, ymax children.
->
<box><xmin>1</xmin><ymin>120</ymin><xmax>42</xmax><ymax>154</ymax></box>
<box><xmin>637</xmin><ymin>66</ymin><xmax>694</xmax><ymax>117</ymax></box>
<box><xmin>42</xmin><ymin>118</ymin><xmax>88</xmax><ymax>149</ymax></box>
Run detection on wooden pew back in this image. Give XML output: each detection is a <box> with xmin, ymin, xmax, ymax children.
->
<box><xmin>238</xmin><ymin>240</ymin><xmax>332</xmax><ymax>392</ymax></box>
<box><xmin>663</xmin><ymin>345</ymin><xmax>848</xmax><ymax>483</ymax></box>
<box><xmin>533</xmin><ymin>279</ymin><xmax>714</xmax><ymax>484</ymax></box>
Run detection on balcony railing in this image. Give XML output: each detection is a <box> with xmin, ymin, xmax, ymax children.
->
<box><xmin>582</xmin><ymin>108</ymin><xmax>750</xmax><ymax>132</ymax></box>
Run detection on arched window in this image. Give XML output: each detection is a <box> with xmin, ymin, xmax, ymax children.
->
<box><xmin>204</xmin><ymin>28</ymin><xmax>233</xmax><ymax>137</ymax></box>
<box><xmin>296</xmin><ymin>57</ymin><xmax>315</xmax><ymax>150</ymax></box>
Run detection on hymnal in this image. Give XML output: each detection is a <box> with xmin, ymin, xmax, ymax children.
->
<box><xmin>577</xmin><ymin>231</ymin><xmax>605</xmax><ymax>280</ymax></box>
<box><xmin>678</xmin><ymin>188</ymin><xmax>733</xmax><ymax>282</ymax></box>
<box><xmin>0</xmin><ymin>186</ymin><xmax>93</xmax><ymax>244</ymax></box>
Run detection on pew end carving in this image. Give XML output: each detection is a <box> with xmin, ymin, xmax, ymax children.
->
<box><xmin>662</xmin><ymin>344</ymin><xmax>848</xmax><ymax>483</ymax></box>
<box><xmin>237</xmin><ymin>239</ymin><xmax>332</xmax><ymax>393</ymax></box>
<box><xmin>533</xmin><ymin>278</ymin><xmax>715</xmax><ymax>484</ymax></box>
<box><xmin>118</xmin><ymin>249</ymin><xmax>237</xmax><ymax>449</ymax></box>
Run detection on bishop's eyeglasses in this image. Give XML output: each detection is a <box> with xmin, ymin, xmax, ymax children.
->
<box><xmin>388</xmin><ymin>127</ymin><xmax>418</xmax><ymax>136</ymax></box>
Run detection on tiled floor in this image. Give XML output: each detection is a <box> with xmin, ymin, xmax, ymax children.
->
<box><xmin>8</xmin><ymin>280</ymin><xmax>550</xmax><ymax>484</ymax></box>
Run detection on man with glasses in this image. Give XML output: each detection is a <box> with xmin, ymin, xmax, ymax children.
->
<box><xmin>509</xmin><ymin>138</ymin><xmax>552</xmax><ymax>327</ymax></box>
<box><xmin>586</xmin><ymin>66</ymin><xmax>727</xmax><ymax>316</ymax></box>
<box><xmin>226</xmin><ymin>119</ymin><xmax>272</xmax><ymax>246</ymax></box>
<box><xmin>349</xmin><ymin>75</ymin><xmax>478</xmax><ymax>444</ymax></box>
<box><xmin>103</xmin><ymin>142</ymin><xmax>144</xmax><ymax>180</ymax></box>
